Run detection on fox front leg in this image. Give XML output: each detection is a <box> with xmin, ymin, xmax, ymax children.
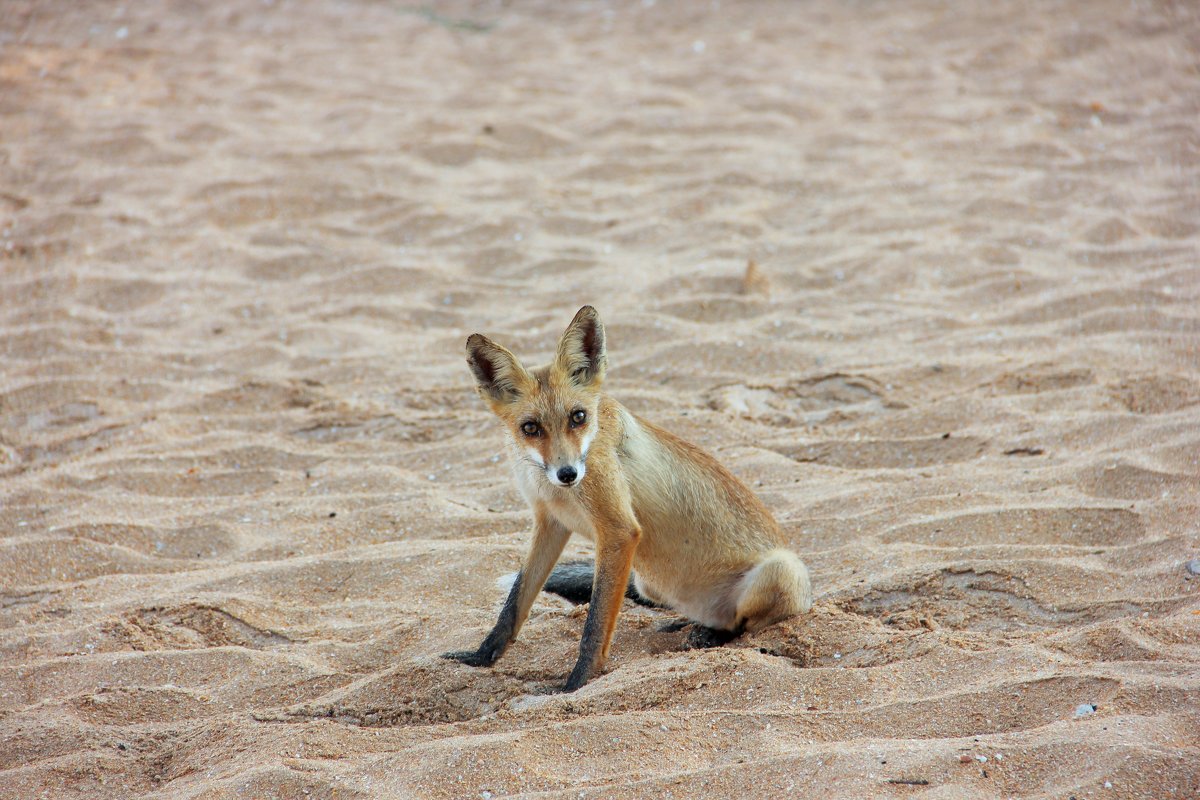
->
<box><xmin>443</xmin><ymin>509</ymin><xmax>569</xmax><ymax>668</ymax></box>
<box><xmin>442</xmin><ymin>571</ymin><xmax>523</xmax><ymax>667</ymax></box>
<box><xmin>562</xmin><ymin>523</ymin><xmax>640</xmax><ymax>692</ymax></box>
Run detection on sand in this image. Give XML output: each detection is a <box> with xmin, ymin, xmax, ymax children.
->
<box><xmin>2</xmin><ymin>0</ymin><xmax>1198</xmax><ymax>797</ymax></box>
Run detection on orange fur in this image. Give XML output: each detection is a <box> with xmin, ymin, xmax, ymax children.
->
<box><xmin>445</xmin><ymin>306</ymin><xmax>813</xmax><ymax>691</ymax></box>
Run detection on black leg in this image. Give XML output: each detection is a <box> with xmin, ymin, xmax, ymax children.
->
<box><xmin>442</xmin><ymin>572</ymin><xmax>522</xmax><ymax>667</ymax></box>
<box><xmin>563</xmin><ymin>597</ymin><xmax>606</xmax><ymax>692</ymax></box>
<box><xmin>561</xmin><ymin>532</ymin><xmax>638</xmax><ymax>692</ymax></box>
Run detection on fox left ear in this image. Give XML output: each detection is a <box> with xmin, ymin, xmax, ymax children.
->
<box><xmin>555</xmin><ymin>305</ymin><xmax>607</xmax><ymax>388</ymax></box>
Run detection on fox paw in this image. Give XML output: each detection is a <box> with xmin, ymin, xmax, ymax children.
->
<box><xmin>656</xmin><ymin>619</ymin><xmax>692</xmax><ymax>633</ymax></box>
<box><xmin>683</xmin><ymin>625</ymin><xmax>740</xmax><ymax>650</ymax></box>
<box><xmin>655</xmin><ymin>619</ymin><xmax>739</xmax><ymax>648</ymax></box>
<box><xmin>441</xmin><ymin>649</ymin><xmax>498</xmax><ymax>667</ymax></box>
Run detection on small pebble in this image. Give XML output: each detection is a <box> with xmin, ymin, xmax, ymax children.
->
<box><xmin>1186</xmin><ymin>559</ymin><xmax>1200</xmax><ymax>576</ymax></box>
<box><xmin>1074</xmin><ymin>703</ymin><xmax>1097</xmax><ymax>718</ymax></box>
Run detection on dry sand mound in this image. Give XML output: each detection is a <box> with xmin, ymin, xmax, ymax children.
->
<box><xmin>1</xmin><ymin>1</ymin><xmax>1198</xmax><ymax>797</ymax></box>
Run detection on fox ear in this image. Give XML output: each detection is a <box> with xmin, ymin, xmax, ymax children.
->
<box><xmin>555</xmin><ymin>305</ymin><xmax>607</xmax><ymax>388</ymax></box>
<box><xmin>466</xmin><ymin>334</ymin><xmax>533</xmax><ymax>405</ymax></box>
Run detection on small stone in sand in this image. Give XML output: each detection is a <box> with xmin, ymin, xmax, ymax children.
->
<box><xmin>1074</xmin><ymin>703</ymin><xmax>1097</xmax><ymax>718</ymax></box>
<box><xmin>1185</xmin><ymin>559</ymin><xmax>1200</xmax><ymax>575</ymax></box>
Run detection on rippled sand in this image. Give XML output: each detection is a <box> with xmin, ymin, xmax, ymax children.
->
<box><xmin>2</xmin><ymin>1</ymin><xmax>1198</xmax><ymax>797</ymax></box>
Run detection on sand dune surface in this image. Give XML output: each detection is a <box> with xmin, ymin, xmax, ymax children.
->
<box><xmin>1</xmin><ymin>1</ymin><xmax>1198</xmax><ymax>797</ymax></box>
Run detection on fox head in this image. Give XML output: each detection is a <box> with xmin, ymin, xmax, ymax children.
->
<box><xmin>467</xmin><ymin>305</ymin><xmax>607</xmax><ymax>488</ymax></box>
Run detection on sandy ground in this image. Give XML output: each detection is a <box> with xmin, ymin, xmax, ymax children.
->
<box><xmin>2</xmin><ymin>0</ymin><xmax>1199</xmax><ymax>797</ymax></box>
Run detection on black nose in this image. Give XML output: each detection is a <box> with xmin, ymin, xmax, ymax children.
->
<box><xmin>557</xmin><ymin>466</ymin><xmax>577</xmax><ymax>485</ymax></box>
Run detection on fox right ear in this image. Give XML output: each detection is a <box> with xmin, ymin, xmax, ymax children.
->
<box><xmin>466</xmin><ymin>334</ymin><xmax>533</xmax><ymax>405</ymax></box>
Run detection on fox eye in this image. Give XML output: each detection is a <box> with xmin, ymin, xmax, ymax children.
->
<box><xmin>521</xmin><ymin>421</ymin><xmax>540</xmax><ymax>437</ymax></box>
<box><xmin>570</xmin><ymin>409</ymin><xmax>587</xmax><ymax>427</ymax></box>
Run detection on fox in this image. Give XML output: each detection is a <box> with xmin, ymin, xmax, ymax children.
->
<box><xmin>442</xmin><ymin>305</ymin><xmax>812</xmax><ymax>692</ymax></box>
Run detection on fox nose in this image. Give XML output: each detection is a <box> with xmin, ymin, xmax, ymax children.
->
<box><xmin>556</xmin><ymin>466</ymin><xmax>578</xmax><ymax>485</ymax></box>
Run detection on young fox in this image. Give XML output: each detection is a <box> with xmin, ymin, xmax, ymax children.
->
<box><xmin>443</xmin><ymin>306</ymin><xmax>812</xmax><ymax>692</ymax></box>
